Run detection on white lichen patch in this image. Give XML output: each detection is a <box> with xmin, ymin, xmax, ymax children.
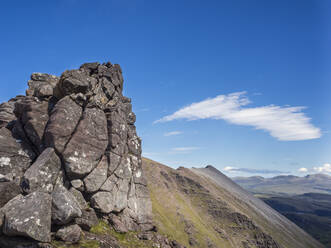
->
<box><xmin>18</xmin><ymin>149</ymin><xmax>30</xmax><ymax>157</ymax></box>
<box><xmin>68</xmin><ymin>156</ymin><xmax>79</xmax><ymax>163</ymax></box>
<box><xmin>0</xmin><ymin>157</ymin><xmax>11</xmax><ymax>167</ymax></box>
<box><xmin>135</xmin><ymin>170</ymin><xmax>141</xmax><ymax>178</ymax></box>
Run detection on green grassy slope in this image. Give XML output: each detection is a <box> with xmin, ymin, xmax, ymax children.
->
<box><xmin>143</xmin><ymin>158</ymin><xmax>323</xmax><ymax>248</ymax></box>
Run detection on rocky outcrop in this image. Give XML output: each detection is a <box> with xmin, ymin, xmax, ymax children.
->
<box><xmin>0</xmin><ymin>62</ymin><xmax>153</xmax><ymax>245</ymax></box>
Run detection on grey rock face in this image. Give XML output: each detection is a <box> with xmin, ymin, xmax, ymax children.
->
<box><xmin>0</xmin><ymin>61</ymin><xmax>153</xmax><ymax>245</ymax></box>
<box><xmin>0</xmin><ymin>127</ymin><xmax>35</xmax><ymax>182</ymax></box>
<box><xmin>44</xmin><ymin>96</ymin><xmax>83</xmax><ymax>153</ymax></box>
<box><xmin>21</xmin><ymin>147</ymin><xmax>61</xmax><ymax>193</ymax></box>
<box><xmin>0</xmin><ymin>181</ymin><xmax>21</xmax><ymax>208</ymax></box>
<box><xmin>26</xmin><ymin>73</ymin><xmax>59</xmax><ymax>98</ymax></box>
<box><xmin>51</xmin><ymin>185</ymin><xmax>82</xmax><ymax>225</ymax></box>
<box><xmin>55</xmin><ymin>224</ymin><xmax>82</xmax><ymax>243</ymax></box>
<box><xmin>84</xmin><ymin>155</ymin><xmax>108</xmax><ymax>193</ymax></box>
<box><xmin>14</xmin><ymin>97</ymin><xmax>49</xmax><ymax>152</ymax></box>
<box><xmin>2</xmin><ymin>192</ymin><xmax>52</xmax><ymax>242</ymax></box>
<box><xmin>63</xmin><ymin>107</ymin><xmax>108</xmax><ymax>179</ymax></box>
<box><xmin>0</xmin><ymin>101</ymin><xmax>16</xmax><ymax>128</ymax></box>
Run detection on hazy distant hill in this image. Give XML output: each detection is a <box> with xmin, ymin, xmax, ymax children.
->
<box><xmin>261</xmin><ymin>193</ymin><xmax>331</xmax><ymax>248</ymax></box>
<box><xmin>233</xmin><ymin>174</ymin><xmax>331</xmax><ymax>196</ymax></box>
<box><xmin>233</xmin><ymin>174</ymin><xmax>331</xmax><ymax>247</ymax></box>
<box><xmin>143</xmin><ymin>158</ymin><xmax>323</xmax><ymax>248</ymax></box>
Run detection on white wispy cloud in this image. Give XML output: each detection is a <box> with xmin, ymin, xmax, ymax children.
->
<box><xmin>224</xmin><ymin>166</ymin><xmax>236</xmax><ymax>171</ymax></box>
<box><xmin>164</xmin><ymin>131</ymin><xmax>182</xmax><ymax>136</ymax></box>
<box><xmin>313</xmin><ymin>163</ymin><xmax>331</xmax><ymax>173</ymax></box>
<box><xmin>171</xmin><ymin>147</ymin><xmax>200</xmax><ymax>152</ymax></box>
<box><xmin>223</xmin><ymin>166</ymin><xmax>288</xmax><ymax>174</ymax></box>
<box><xmin>298</xmin><ymin>167</ymin><xmax>308</xmax><ymax>173</ymax></box>
<box><xmin>155</xmin><ymin>92</ymin><xmax>321</xmax><ymax>141</ymax></box>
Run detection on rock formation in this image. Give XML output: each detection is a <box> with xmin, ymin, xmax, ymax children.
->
<box><xmin>0</xmin><ymin>62</ymin><xmax>153</xmax><ymax>246</ymax></box>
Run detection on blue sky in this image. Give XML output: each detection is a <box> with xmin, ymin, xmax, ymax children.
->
<box><xmin>0</xmin><ymin>0</ymin><xmax>330</xmax><ymax>176</ymax></box>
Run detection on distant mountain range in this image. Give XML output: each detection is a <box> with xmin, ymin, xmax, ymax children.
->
<box><xmin>233</xmin><ymin>174</ymin><xmax>331</xmax><ymax>247</ymax></box>
<box><xmin>233</xmin><ymin>174</ymin><xmax>331</xmax><ymax>196</ymax></box>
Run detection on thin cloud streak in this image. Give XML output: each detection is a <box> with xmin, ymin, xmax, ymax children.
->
<box><xmin>155</xmin><ymin>92</ymin><xmax>321</xmax><ymax>141</ymax></box>
<box><xmin>172</xmin><ymin>147</ymin><xmax>200</xmax><ymax>151</ymax></box>
<box><xmin>224</xmin><ymin>166</ymin><xmax>289</xmax><ymax>174</ymax></box>
<box><xmin>298</xmin><ymin>167</ymin><xmax>308</xmax><ymax>173</ymax></box>
<box><xmin>314</xmin><ymin>163</ymin><xmax>331</xmax><ymax>173</ymax></box>
<box><xmin>164</xmin><ymin>131</ymin><xmax>182</xmax><ymax>136</ymax></box>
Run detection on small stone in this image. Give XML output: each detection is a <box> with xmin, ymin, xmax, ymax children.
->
<box><xmin>138</xmin><ymin>232</ymin><xmax>154</xmax><ymax>241</ymax></box>
<box><xmin>56</xmin><ymin>224</ymin><xmax>82</xmax><ymax>243</ymax></box>
<box><xmin>69</xmin><ymin>187</ymin><xmax>88</xmax><ymax>210</ymax></box>
<box><xmin>71</xmin><ymin>179</ymin><xmax>84</xmax><ymax>191</ymax></box>
<box><xmin>51</xmin><ymin>184</ymin><xmax>82</xmax><ymax>225</ymax></box>
<box><xmin>75</xmin><ymin>208</ymin><xmax>99</xmax><ymax>231</ymax></box>
<box><xmin>109</xmin><ymin>214</ymin><xmax>128</xmax><ymax>233</ymax></box>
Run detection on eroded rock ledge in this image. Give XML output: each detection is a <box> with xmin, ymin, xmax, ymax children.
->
<box><xmin>0</xmin><ymin>62</ymin><xmax>153</xmax><ymax>246</ymax></box>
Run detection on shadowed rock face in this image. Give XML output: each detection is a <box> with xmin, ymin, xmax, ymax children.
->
<box><xmin>0</xmin><ymin>62</ymin><xmax>153</xmax><ymax>244</ymax></box>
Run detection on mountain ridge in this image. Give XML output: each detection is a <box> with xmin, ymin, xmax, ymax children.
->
<box><xmin>233</xmin><ymin>173</ymin><xmax>331</xmax><ymax>195</ymax></box>
<box><xmin>143</xmin><ymin>158</ymin><xmax>323</xmax><ymax>248</ymax></box>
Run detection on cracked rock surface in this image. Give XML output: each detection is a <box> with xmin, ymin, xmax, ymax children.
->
<box><xmin>0</xmin><ymin>62</ymin><xmax>153</xmax><ymax>245</ymax></box>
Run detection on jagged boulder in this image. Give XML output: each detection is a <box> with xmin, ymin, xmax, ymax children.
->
<box><xmin>51</xmin><ymin>184</ymin><xmax>82</xmax><ymax>225</ymax></box>
<box><xmin>44</xmin><ymin>96</ymin><xmax>83</xmax><ymax>153</ymax></box>
<box><xmin>2</xmin><ymin>192</ymin><xmax>52</xmax><ymax>242</ymax></box>
<box><xmin>69</xmin><ymin>187</ymin><xmax>88</xmax><ymax>210</ymax></box>
<box><xmin>14</xmin><ymin>97</ymin><xmax>49</xmax><ymax>152</ymax></box>
<box><xmin>26</xmin><ymin>73</ymin><xmax>59</xmax><ymax>98</ymax></box>
<box><xmin>55</xmin><ymin>224</ymin><xmax>82</xmax><ymax>243</ymax></box>
<box><xmin>0</xmin><ymin>102</ymin><xmax>16</xmax><ymax>128</ymax></box>
<box><xmin>0</xmin><ymin>127</ymin><xmax>35</xmax><ymax>182</ymax></box>
<box><xmin>21</xmin><ymin>147</ymin><xmax>61</xmax><ymax>193</ymax></box>
<box><xmin>75</xmin><ymin>208</ymin><xmax>98</xmax><ymax>231</ymax></box>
